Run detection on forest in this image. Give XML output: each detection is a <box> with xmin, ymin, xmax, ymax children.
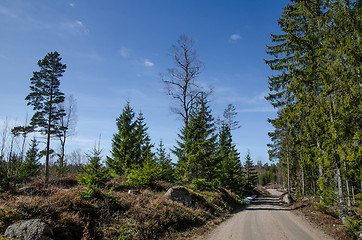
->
<box><xmin>265</xmin><ymin>0</ymin><xmax>361</xmax><ymax>224</ymax></box>
<box><xmin>0</xmin><ymin>0</ymin><xmax>361</xmax><ymax>239</ymax></box>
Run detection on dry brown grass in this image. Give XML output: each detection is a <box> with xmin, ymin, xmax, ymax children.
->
<box><xmin>0</xmin><ymin>178</ymin><xmax>244</xmax><ymax>240</ymax></box>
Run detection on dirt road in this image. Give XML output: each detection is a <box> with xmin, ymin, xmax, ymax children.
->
<box><xmin>202</xmin><ymin>190</ymin><xmax>333</xmax><ymax>240</ymax></box>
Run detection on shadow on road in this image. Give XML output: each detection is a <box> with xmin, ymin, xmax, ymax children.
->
<box><xmin>246</xmin><ymin>208</ymin><xmax>289</xmax><ymax>211</ymax></box>
<box><xmin>245</xmin><ymin>195</ymin><xmax>291</xmax><ymax>212</ymax></box>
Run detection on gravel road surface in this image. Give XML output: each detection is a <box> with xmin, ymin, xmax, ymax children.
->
<box><xmin>202</xmin><ymin>189</ymin><xmax>333</xmax><ymax>240</ymax></box>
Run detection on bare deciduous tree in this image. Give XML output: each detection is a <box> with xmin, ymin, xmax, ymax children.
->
<box><xmin>56</xmin><ymin>94</ymin><xmax>77</xmax><ymax>176</ymax></box>
<box><xmin>162</xmin><ymin>34</ymin><xmax>204</xmax><ymax>125</ymax></box>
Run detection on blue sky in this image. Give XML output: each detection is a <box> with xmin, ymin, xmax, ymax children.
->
<box><xmin>0</xmin><ymin>0</ymin><xmax>289</xmax><ymax>164</ymax></box>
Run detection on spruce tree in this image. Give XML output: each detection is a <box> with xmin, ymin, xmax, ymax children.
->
<box><xmin>78</xmin><ymin>147</ymin><xmax>110</xmax><ymax>198</ymax></box>
<box><xmin>107</xmin><ymin>101</ymin><xmax>138</xmax><ymax>175</ymax></box>
<box><xmin>172</xmin><ymin>123</ymin><xmax>188</xmax><ymax>180</ymax></box>
<box><xmin>19</xmin><ymin>138</ymin><xmax>41</xmax><ymax>181</ymax></box>
<box><xmin>135</xmin><ymin>112</ymin><xmax>154</xmax><ymax>165</ymax></box>
<box><xmin>218</xmin><ymin>122</ymin><xmax>243</xmax><ymax>194</ymax></box>
<box><xmin>107</xmin><ymin>102</ymin><xmax>154</xmax><ymax>175</ymax></box>
<box><xmin>174</xmin><ymin>93</ymin><xmax>218</xmax><ymax>187</ymax></box>
<box><xmin>243</xmin><ymin>150</ymin><xmax>257</xmax><ymax>188</ymax></box>
<box><xmin>126</xmin><ymin>113</ymin><xmax>158</xmax><ymax>187</ymax></box>
<box><xmin>156</xmin><ymin>140</ymin><xmax>174</xmax><ymax>182</ymax></box>
<box><xmin>25</xmin><ymin>51</ymin><xmax>66</xmax><ymax>182</ymax></box>
<box><xmin>265</xmin><ymin>0</ymin><xmax>327</xmax><ymax>195</ymax></box>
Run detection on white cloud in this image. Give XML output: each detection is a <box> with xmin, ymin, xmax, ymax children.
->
<box><xmin>119</xmin><ymin>48</ymin><xmax>154</xmax><ymax>68</ymax></box>
<box><xmin>69</xmin><ymin>3</ymin><xmax>76</xmax><ymax>8</ymax></box>
<box><xmin>62</xmin><ymin>20</ymin><xmax>89</xmax><ymax>35</ymax></box>
<box><xmin>120</xmin><ymin>47</ymin><xmax>130</xmax><ymax>58</ymax></box>
<box><xmin>144</xmin><ymin>59</ymin><xmax>154</xmax><ymax>67</ymax></box>
<box><xmin>230</xmin><ymin>34</ymin><xmax>241</xmax><ymax>42</ymax></box>
<box><xmin>75</xmin><ymin>21</ymin><xmax>88</xmax><ymax>33</ymax></box>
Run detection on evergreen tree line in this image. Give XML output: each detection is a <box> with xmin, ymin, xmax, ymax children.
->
<box><xmin>104</xmin><ymin>99</ymin><xmax>257</xmax><ymax>194</ymax></box>
<box><xmin>265</xmin><ymin>0</ymin><xmax>361</xmax><ymax>217</ymax></box>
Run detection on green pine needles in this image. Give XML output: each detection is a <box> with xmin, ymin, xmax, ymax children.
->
<box><xmin>265</xmin><ymin>0</ymin><xmax>361</xmax><ymax>215</ymax></box>
<box><xmin>78</xmin><ymin>147</ymin><xmax>110</xmax><ymax>199</ymax></box>
<box><xmin>19</xmin><ymin>138</ymin><xmax>41</xmax><ymax>182</ymax></box>
<box><xmin>173</xmin><ymin>93</ymin><xmax>218</xmax><ymax>188</ymax></box>
<box><xmin>25</xmin><ymin>51</ymin><xmax>67</xmax><ymax>182</ymax></box>
<box><xmin>106</xmin><ymin>101</ymin><xmax>153</xmax><ymax>176</ymax></box>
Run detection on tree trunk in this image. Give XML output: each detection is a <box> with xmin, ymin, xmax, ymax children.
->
<box><xmin>45</xmin><ymin>121</ymin><xmax>51</xmax><ymax>183</ymax></box>
<box><xmin>345</xmin><ymin>178</ymin><xmax>351</xmax><ymax>207</ymax></box>
<box><xmin>45</xmin><ymin>88</ymin><xmax>54</xmax><ymax>183</ymax></box>
<box><xmin>8</xmin><ymin>135</ymin><xmax>14</xmax><ymax>177</ymax></box>
<box><xmin>313</xmin><ymin>180</ymin><xmax>316</xmax><ymax>195</ymax></box>
<box><xmin>344</xmin><ymin>162</ymin><xmax>351</xmax><ymax>207</ymax></box>
<box><xmin>335</xmin><ymin>154</ymin><xmax>346</xmax><ymax>224</ymax></box>
<box><xmin>286</xmin><ymin>131</ymin><xmax>290</xmax><ymax>193</ymax></box>
<box><xmin>59</xmin><ymin>134</ymin><xmax>66</xmax><ymax>177</ymax></box>
<box><xmin>301</xmin><ymin>165</ymin><xmax>305</xmax><ymax>196</ymax></box>
<box><xmin>20</xmin><ymin>134</ymin><xmax>26</xmax><ymax>162</ymax></box>
<box><xmin>319</xmin><ymin>162</ymin><xmax>323</xmax><ymax>203</ymax></box>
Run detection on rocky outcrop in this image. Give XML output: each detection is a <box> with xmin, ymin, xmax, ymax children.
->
<box><xmin>282</xmin><ymin>193</ymin><xmax>294</xmax><ymax>204</ymax></box>
<box><xmin>164</xmin><ymin>186</ymin><xmax>195</xmax><ymax>208</ymax></box>
<box><xmin>4</xmin><ymin>219</ymin><xmax>54</xmax><ymax>240</ymax></box>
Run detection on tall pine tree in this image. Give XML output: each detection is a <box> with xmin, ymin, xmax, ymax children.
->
<box><xmin>25</xmin><ymin>51</ymin><xmax>66</xmax><ymax>182</ymax></box>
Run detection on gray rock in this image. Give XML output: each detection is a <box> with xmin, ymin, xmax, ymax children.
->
<box><xmin>5</xmin><ymin>219</ymin><xmax>54</xmax><ymax>240</ymax></box>
<box><xmin>164</xmin><ymin>186</ymin><xmax>195</xmax><ymax>208</ymax></box>
<box><xmin>282</xmin><ymin>193</ymin><xmax>294</xmax><ymax>204</ymax></box>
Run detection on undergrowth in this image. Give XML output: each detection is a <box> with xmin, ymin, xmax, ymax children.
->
<box><xmin>0</xmin><ymin>176</ymin><xmax>245</xmax><ymax>240</ymax></box>
<box><xmin>293</xmin><ymin>198</ymin><xmax>358</xmax><ymax>240</ymax></box>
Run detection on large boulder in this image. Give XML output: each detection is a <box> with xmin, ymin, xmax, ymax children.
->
<box><xmin>164</xmin><ymin>186</ymin><xmax>195</xmax><ymax>208</ymax></box>
<box><xmin>282</xmin><ymin>193</ymin><xmax>294</xmax><ymax>204</ymax></box>
<box><xmin>4</xmin><ymin>219</ymin><xmax>54</xmax><ymax>240</ymax></box>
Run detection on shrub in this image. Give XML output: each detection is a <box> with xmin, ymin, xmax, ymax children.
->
<box><xmin>0</xmin><ymin>208</ymin><xmax>22</xmax><ymax>233</ymax></box>
<box><xmin>127</xmin><ymin>165</ymin><xmax>161</xmax><ymax>187</ymax></box>
<box><xmin>189</xmin><ymin>178</ymin><xmax>216</xmax><ymax>191</ymax></box>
